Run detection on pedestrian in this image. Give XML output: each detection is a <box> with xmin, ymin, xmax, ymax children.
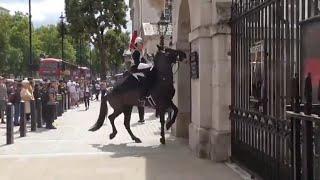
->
<box><xmin>101</xmin><ymin>80</ymin><xmax>107</xmax><ymax>97</ymax></box>
<box><xmin>95</xmin><ymin>82</ymin><xmax>100</xmax><ymax>100</ymax></box>
<box><xmin>0</xmin><ymin>76</ymin><xmax>8</xmax><ymax>124</ymax></box>
<box><xmin>41</xmin><ymin>82</ymin><xmax>49</xmax><ymax>127</ymax></box>
<box><xmin>89</xmin><ymin>81</ymin><xmax>94</xmax><ymax>100</ymax></box>
<box><xmin>69</xmin><ymin>82</ymin><xmax>77</xmax><ymax>107</ymax></box>
<box><xmin>34</xmin><ymin>83</ymin><xmax>41</xmax><ymax>100</ymax></box>
<box><xmin>84</xmin><ymin>81</ymin><xmax>90</xmax><ymax>110</ymax></box>
<box><xmin>46</xmin><ymin>82</ymin><xmax>57</xmax><ymax>129</ymax></box>
<box><xmin>12</xmin><ymin>81</ymin><xmax>22</xmax><ymax>126</ymax></box>
<box><xmin>75</xmin><ymin>83</ymin><xmax>80</xmax><ymax>107</ymax></box>
<box><xmin>79</xmin><ymin>83</ymin><xmax>84</xmax><ymax>104</ymax></box>
<box><xmin>138</xmin><ymin>106</ymin><xmax>145</xmax><ymax>123</ymax></box>
<box><xmin>20</xmin><ymin>79</ymin><xmax>34</xmax><ymax>121</ymax></box>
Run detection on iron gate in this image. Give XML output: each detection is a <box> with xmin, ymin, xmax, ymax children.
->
<box><xmin>230</xmin><ymin>0</ymin><xmax>320</xmax><ymax>179</ymax></box>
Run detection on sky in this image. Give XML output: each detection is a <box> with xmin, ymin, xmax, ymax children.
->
<box><xmin>0</xmin><ymin>0</ymin><xmax>132</xmax><ymax>32</ymax></box>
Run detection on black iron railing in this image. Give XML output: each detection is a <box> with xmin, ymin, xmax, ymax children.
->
<box><xmin>231</xmin><ymin>0</ymin><xmax>320</xmax><ymax>178</ymax></box>
<box><xmin>230</xmin><ymin>75</ymin><xmax>320</xmax><ymax>180</ymax></box>
<box><xmin>230</xmin><ymin>107</ymin><xmax>292</xmax><ymax>179</ymax></box>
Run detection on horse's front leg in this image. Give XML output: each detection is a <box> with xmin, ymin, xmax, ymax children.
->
<box><xmin>160</xmin><ymin>112</ymin><xmax>166</xmax><ymax>144</ymax></box>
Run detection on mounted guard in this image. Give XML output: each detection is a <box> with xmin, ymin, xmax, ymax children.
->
<box><xmin>89</xmin><ymin>43</ymin><xmax>187</xmax><ymax>144</ymax></box>
<box><xmin>129</xmin><ymin>33</ymin><xmax>153</xmax><ymax>105</ymax></box>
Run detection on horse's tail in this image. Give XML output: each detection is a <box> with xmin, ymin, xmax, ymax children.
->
<box><xmin>88</xmin><ymin>94</ymin><xmax>109</xmax><ymax>131</ymax></box>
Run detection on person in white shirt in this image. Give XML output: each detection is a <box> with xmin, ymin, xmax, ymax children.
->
<box><xmin>69</xmin><ymin>82</ymin><xmax>76</xmax><ymax>107</ymax></box>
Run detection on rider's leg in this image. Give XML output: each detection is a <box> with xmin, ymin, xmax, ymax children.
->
<box><xmin>138</xmin><ymin>106</ymin><xmax>145</xmax><ymax>123</ymax></box>
<box><xmin>166</xmin><ymin>101</ymin><xmax>178</xmax><ymax>130</ymax></box>
<box><xmin>160</xmin><ymin>112</ymin><xmax>166</xmax><ymax>144</ymax></box>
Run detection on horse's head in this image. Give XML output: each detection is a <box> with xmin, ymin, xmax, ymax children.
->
<box><xmin>165</xmin><ymin>48</ymin><xmax>187</xmax><ymax>63</ymax></box>
<box><xmin>154</xmin><ymin>46</ymin><xmax>186</xmax><ymax>66</ymax></box>
<box><xmin>153</xmin><ymin>47</ymin><xmax>187</xmax><ymax>82</ymax></box>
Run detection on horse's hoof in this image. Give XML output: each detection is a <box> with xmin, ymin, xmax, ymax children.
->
<box><xmin>160</xmin><ymin>138</ymin><xmax>166</xmax><ymax>145</ymax></box>
<box><xmin>134</xmin><ymin>138</ymin><xmax>142</xmax><ymax>143</ymax></box>
<box><xmin>109</xmin><ymin>132</ymin><xmax>117</xmax><ymax>140</ymax></box>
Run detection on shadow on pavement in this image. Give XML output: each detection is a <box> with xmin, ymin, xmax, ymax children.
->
<box><xmin>89</xmin><ymin>138</ymin><xmax>240</xmax><ymax>180</ymax></box>
<box><xmin>90</xmin><ymin>137</ymin><xmax>181</xmax><ymax>158</ymax></box>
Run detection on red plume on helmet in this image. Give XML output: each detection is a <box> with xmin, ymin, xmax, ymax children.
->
<box><xmin>130</xmin><ymin>30</ymin><xmax>138</xmax><ymax>51</ymax></box>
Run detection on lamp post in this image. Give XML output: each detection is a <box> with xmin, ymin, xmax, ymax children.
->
<box><xmin>89</xmin><ymin>44</ymin><xmax>92</xmax><ymax>80</ymax></box>
<box><xmin>157</xmin><ymin>12</ymin><xmax>169</xmax><ymax>50</ymax></box>
<box><xmin>60</xmin><ymin>12</ymin><xmax>65</xmax><ymax>61</ymax></box>
<box><xmin>28</xmin><ymin>0</ymin><xmax>32</xmax><ymax>75</ymax></box>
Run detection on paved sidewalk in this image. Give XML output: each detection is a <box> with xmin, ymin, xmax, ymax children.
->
<box><xmin>0</xmin><ymin>100</ymin><xmax>243</xmax><ymax>180</ymax></box>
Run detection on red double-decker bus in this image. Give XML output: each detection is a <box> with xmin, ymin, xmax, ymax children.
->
<box><xmin>78</xmin><ymin>66</ymin><xmax>91</xmax><ymax>80</ymax></box>
<box><xmin>38</xmin><ymin>58</ymin><xmax>78</xmax><ymax>80</ymax></box>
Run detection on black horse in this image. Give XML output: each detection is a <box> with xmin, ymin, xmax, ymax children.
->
<box><xmin>89</xmin><ymin>48</ymin><xmax>186</xmax><ymax>144</ymax></box>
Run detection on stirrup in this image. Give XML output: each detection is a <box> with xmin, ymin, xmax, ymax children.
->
<box><xmin>146</xmin><ymin>95</ymin><xmax>156</xmax><ymax>107</ymax></box>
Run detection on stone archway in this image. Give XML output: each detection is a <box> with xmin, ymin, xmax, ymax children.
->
<box><xmin>171</xmin><ymin>0</ymin><xmax>191</xmax><ymax>138</ymax></box>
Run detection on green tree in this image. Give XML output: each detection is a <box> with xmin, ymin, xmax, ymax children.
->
<box><xmin>104</xmin><ymin>30</ymin><xmax>130</xmax><ymax>74</ymax></box>
<box><xmin>0</xmin><ymin>13</ymin><xmax>11</xmax><ymax>74</ymax></box>
<box><xmin>0</xmin><ymin>12</ymin><xmax>30</xmax><ymax>76</ymax></box>
<box><xmin>34</xmin><ymin>24</ymin><xmax>76</xmax><ymax>63</ymax></box>
<box><xmin>65</xmin><ymin>0</ymin><xmax>128</xmax><ymax>79</ymax></box>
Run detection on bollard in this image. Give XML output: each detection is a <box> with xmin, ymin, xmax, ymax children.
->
<box><xmin>56</xmin><ymin>94</ymin><xmax>61</xmax><ymax>117</ymax></box>
<box><xmin>64</xmin><ymin>93</ymin><xmax>67</xmax><ymax>111</ymax></box>
<box><xmin>6</xmin><ymin>103</ymin><xmax>14</xmax><ymax>144</ymax></box>
<box><xmin>47</xmin><ymin>104</ymin><xmax>55</xmax><ymax>127</ymax></box>
<box><xmin>30</xmin><ymin>99</ymin><xmax>37</xmax><ymax>131</ymax></box>
<box><xmin>67</xmin><ymin>91</ymin><xmax>71</xmax><ymax>109</ymax></box>
<box><xmin>36</xmin><ymin>98</ymin><xmax>43</xmax><ymax>128</ymax></box>
<box><xmin>59</xmin><ymin>95</ymin><xmax>63</xmax><ymax>116</ymax></box>
<box><xmin>61</xmin><ymin>94</ymin><xmax>64</xmax><ymax>113</ymax></box>
<box><xmin>62</xmin><ymin>94</ymin><xmax>65</xmax><ymax>112</ymax></box>
<box><xmin>54</xmin><ymin>102</ymin><xmax>58</xmax><ymax>120</ymax></box>
<box><xmin>60</xmin><ymin>98</ymin><xmax>63</xmax><ymax>115</ymax></box>
<box><xmin>20</xmin><ymin>101</ymin><xmax>26</xmax><ymax>137</ymax></box>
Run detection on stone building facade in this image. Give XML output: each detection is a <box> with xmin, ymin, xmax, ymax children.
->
<box><xmin>0</xmin><ymin>6</ymin><xmax>9</xmax><ymax>14</ymax></box>
<box><xmin>130</xmin><ymin>0</ymin><xmax>232</xmax><ymax>162</ymax></box>
<box><xmin>129</xmin><ymin>0</ymin><xmax>172</xmax><ymax>55</ymax></box>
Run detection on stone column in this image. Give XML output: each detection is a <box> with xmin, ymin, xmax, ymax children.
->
<box><xmin>183</xmin><ymin>0</ymin><xmax>214</xmax><ymax>159</ymax></box>
<box><xmin>171</xmin><ymin>0</ymin><xmax>191</xmax><ymax>138</ymax></box>
<box><xmin>187</xmin><ymin>0</ymin><xmax>232</xmax><ymax>161</ymax></box>
<box><xmin>209</xmin><ymin>1</ymin><xmax>232</xmax><ymax>162</ymax></box>
<box><xmin>172</xmin><ymin>40</ymin><xmax>191</xmax><ymax>138</ymax></box>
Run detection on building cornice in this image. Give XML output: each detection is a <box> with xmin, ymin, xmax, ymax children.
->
<box><xmin>188</xmin><ymin>23</ymin><xmax>230</xmax><ymax>43</ymax></box>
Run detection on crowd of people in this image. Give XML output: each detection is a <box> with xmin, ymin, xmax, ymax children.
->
<box><xmin>0</xmin><ymin>76</ymin><xmax>108</xmax><ymax>130</ymax></box>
